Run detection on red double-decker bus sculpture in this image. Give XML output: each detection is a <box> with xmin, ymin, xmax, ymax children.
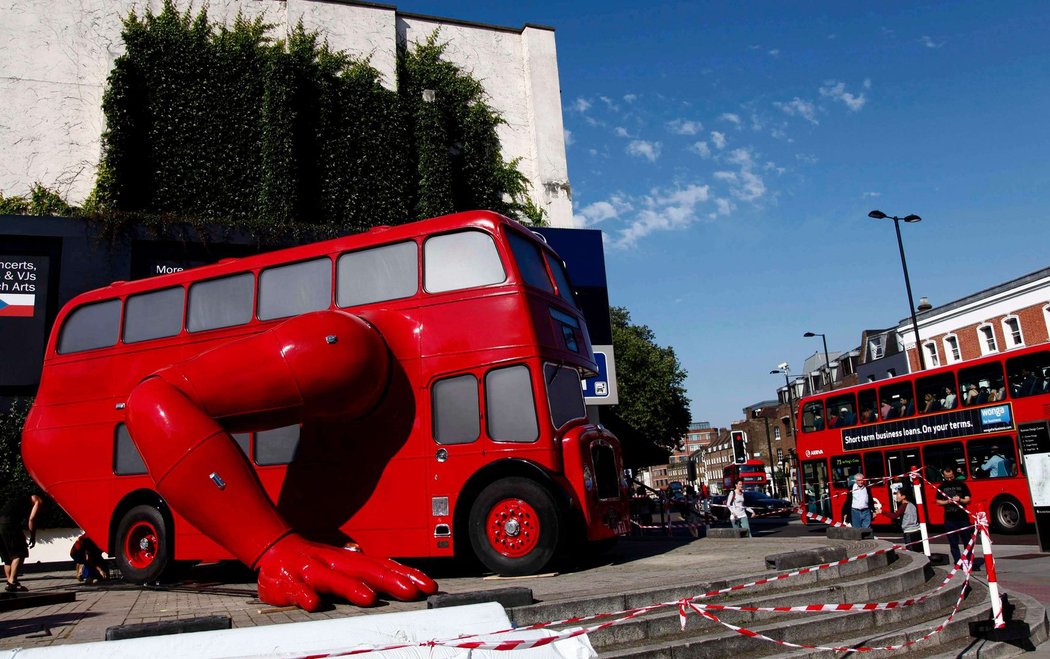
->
<box><xmin>22</xmin><ymin>211</ymin><xmax>630</xmax><ymax>610</ymax></box>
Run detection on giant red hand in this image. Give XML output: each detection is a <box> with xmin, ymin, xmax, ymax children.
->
<box><xmin>256</xmin><ymin>534</ymin><xmax>438</xmax><ymax>611</ymax></box>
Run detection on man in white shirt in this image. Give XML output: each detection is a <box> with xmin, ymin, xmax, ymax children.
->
<box><xmin>841</xmin><ymin>472</ymin><xmax>873</xmax><ymax>528</ymax></box>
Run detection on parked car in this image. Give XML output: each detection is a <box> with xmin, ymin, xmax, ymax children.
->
<box><xmin>709</xmin><ymin>490</ymin><xmax>794</xmax><ymax>520</ymax></box>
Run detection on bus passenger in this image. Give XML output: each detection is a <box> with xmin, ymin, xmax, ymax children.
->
<box><xmin>942</xmin><ymin>387</ymin><xmax>956</xmax><ymax>409</ymax></box>
<box><xmin>981</xmin><ymin>447</ymin><xmax>1010</xmax><ymax>478</ymax></box>
<box><xmin>963</xmin><ymin>384</ymin><xmax>979</xmax><ymax>405</ymax></box>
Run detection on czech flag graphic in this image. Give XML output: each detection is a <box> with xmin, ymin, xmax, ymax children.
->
<box><xmin>0</xmin><ymin>293</ymin><xmax>34</xmax><ymax>317</ymax></box>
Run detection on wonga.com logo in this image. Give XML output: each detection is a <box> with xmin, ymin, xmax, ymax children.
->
<box><xmin>980</xmin><ymin>404</ymin><xmax>1012</xmax><ymax>428</ymax></box>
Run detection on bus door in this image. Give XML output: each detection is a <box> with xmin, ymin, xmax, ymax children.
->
<box><xmin>801</xmin><ymin>458</ymin><xmax>831</xmax><ymax>520</ymax></box>
<box><xmin>861</xmin><ymin>451</ymin><xmax>892</xmax><ymax>521</ymax></box>
<box><xmin>885</xmin><ymin>447</ymin><xmax>922</xmax><ymax>516</ymax></box>
<box><xmin>830</xmin><ymin>455</ymin><xmax>862</xmax><ymax>522</ymax></box>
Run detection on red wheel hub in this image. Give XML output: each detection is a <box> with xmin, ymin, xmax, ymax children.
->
<box><xmin>125</xmin><ymin>520</ymin><xmax>159</xmax><ymax>569</ymax></box>
<box><xmin>485</xmin><ymin>497</ymin><xmax>540</xmax><ymax>558</ymax></box>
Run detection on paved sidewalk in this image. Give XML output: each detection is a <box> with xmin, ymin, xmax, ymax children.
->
<box><xmin>2</xmin><ymin>531</ymin><xmax>1046</xmax><ymax>654</ymax></box>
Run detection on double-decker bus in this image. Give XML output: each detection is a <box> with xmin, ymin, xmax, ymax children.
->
<box><xmin>723</xmin><ymin>459</ymin><xmax>768</xmax><ymax>491</ymax></box>
<box><xmin>22</xmin><ymin>211</ymin><xmax>630</xmax><ymax>584</ymax></box>
<box><xmin>794</xmin><ymin>344</ymin><xmax>1049</xmax><ymax>533</ymax></box>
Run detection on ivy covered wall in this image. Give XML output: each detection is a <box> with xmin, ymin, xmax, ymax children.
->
<box><xmin>90</xmin><ymin>2</ymin><xmax>542</xmax><ymax>237</ymax></box>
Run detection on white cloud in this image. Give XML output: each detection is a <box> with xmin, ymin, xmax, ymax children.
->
<box><xmin>710</xmin><ymin>131</ymin><xmax>727</xmax><ymax>149</ymax></box>
<box><xmin>577</xmin><ymin>199</ymin><xmax>626</xmax><ymax>226</ymax></box>
<box><xmin>819</xmin><ymin>80</ymin><xmax>867</xmax><ymax>111</ymax></box>
<box><xmin>713</xmin><ymin>148</ymin><xmax>767</xmax><ymax>202</ymax></box>
<box><xmin>614</xmin><ymin>126</ymin><xmax>631</xmax><ymax>138</ymax></box>
<box><xmin>623</xmin><ymin>93</ymin><xmax>638</xmax><ymax>103</ymax></box>
<box><xmin>712</xmin><ymin>197</ymin><xmax>734</xmax><ymax>217</ymax></box>
<box><xmin>768</xmin><ymin>49</ymin><xmax>780</xmax><ymax>57</ymax></box>
<box><xmin>572</xmin><ymin>97</ymin><xmax>592</xmax><ymax>113</ymax></box>
<box><xmin>564</xmin><ymin>129</ymin><xmax>573</xmax><ymax>147</ymax></box>
<box><xmin>667</xmin><ymin>118</ymin><xmax>703</xmax><ymax>135</ymax></box>
<box><xmin>612</xmin><ymin>183</ymin><xmax>713</xmax><ymax>248</ymax></box>
<box><xmin>862</xmin><ymin>191</ymin><xmax>881</xmax><ymax>198</ymax></box>
<box><xmin>796</xmin><ymin>153</ymin><xmax>818</xmax><ymax>165</ymax></box>
<box><xmin>600</xmin><ymin>95</ymin><xmax>620</xmax><ymax>112</ymax></box>
<box><xmin>774</xmin><ymin>97</ymin><xmax>819</xmax><ymax>124</ymax></box>
<box><xmin>690</xmin><ymin>141</ymin><xmax>711</xmax><ymax>159</ymax></box>
<box><xmin>627</xmin><ymin>140</ymin><xmax>662</xmax><ymax>162</ymax></box>
<box><xmin>920</xmin><ymin>35</ymin><xmax>945</xmax><ymax>49</ymax></box>
<box><xmin>721</xmin><ymin>113</ymin><xmax>742</xmax><ymax>126</ymax></box>
<box><xmin>726</xmin><ymin>147</ymin><xmax>754</xmax><ymax>168</ymax></box>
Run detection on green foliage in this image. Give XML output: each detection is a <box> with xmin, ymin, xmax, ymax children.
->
<box><xmin>0</xmin><ymin>398</ymin><xmax>73</xmax><ymax>529</ymax></box>
<box><xmin>90</xmin><ymin>2</ymin><xmax>540</xmax><ymax>238</ymax></box>
<box><xmin>0</xmin><ymin>185</ymin><xmax>77</xmax><ymax>216</ymax></box>
<box><xmin>608</xmin><ymin>306</ymin><xmax>692</xmax><ymax>458</ymax></box>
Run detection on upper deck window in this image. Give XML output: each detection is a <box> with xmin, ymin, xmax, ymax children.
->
<box><xmin>258</xmin><ymin>258</ymin><xmax>332</xmax><ymax>321</ymax></box>
<box><xmin>57</xmin><ymin>299</ymin><xmax>121</xmax><ymax>354</ymax></box>
<box><xmin>123</xmin><ymin>287</ymin><xmax>184</xmax><ymax>344</ymax></box>
<box><xmin>188</xmin><ymin>273</ymin><xmax>254</xmax><ymax>332</ymax></box>
<box><xmin>337</xmin><ymin>241</ymin><xmax>418</xmax><ymax>307</ymax></box>
<box><xmin>545</xmin><ymin>253</ymin><xmax>577</xmax><ymax>307</ymax></box>
<box><xmin>424</xmin><ymin>230</ymin><xmax>506</xmax><ymax>293</ymax></box>
<box><xmin>544</xmin><ymin>363</ymin><xmax>586</xmax><ymax>429</ymax></box>
<box><xmin>507</xmin><ymin>232</ymin><xmax>553</xmax><ymax>293</ymax></box>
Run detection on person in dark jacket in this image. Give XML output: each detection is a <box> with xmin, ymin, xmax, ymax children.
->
<box><xmin>935</xmin><ymin>465</ymin><xmax>973</xmax><ymax>567</ymax></box>
<box><xmin>0</xmin><ymin>488</ymin><xmax>43</xmax><ymax>592</ymax></box>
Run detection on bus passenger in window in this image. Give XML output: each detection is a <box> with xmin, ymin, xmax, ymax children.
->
<box><xmin>860</xmin><ymin>407</ymin><xmax>876</xmax><ymax>424</ymax></box>
<box><xmin>963</xmin><ymin>384</ymin><xmax>979</xmax><ymax>406</ymax></box>
<box><xmin>922</xmin><ymin>393</ymin><xmax>939</xmax><ymax>413</ymax></box>
<box><xmin>942</xmin><ymin>387</ymin><xmax>956</xmax><ymax>409</ymax></box>
<box><xmin>976</xmin><ymin>387</ymin><xmax>989</xmax><ymax>405</ymax></box>
<box><xmin>881</xmin><ymin>399</ymin><xmax>893</xmax><ymax>419</ymax></box>
<box><xmin>981</xmin><ymin>447</ymin><xmax>1011</xmax><ymax>478</ymax></box>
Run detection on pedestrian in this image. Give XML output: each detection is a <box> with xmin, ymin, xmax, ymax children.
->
<box><xmin>841</xmin><ymin>472</ymin><xmax>874</xmax><ymax>528</ymax></box>
<box><xmin>883</xmin><ymin>485</ymin><xmax>922</xmax><ymax>551</ymax></box>
<box><xmin>935</xmin><ymin>464</ymin><xmax>974</xmax><ymax>568</ymax></box>
<box><xmin>727</xmin><ymin>480</ymin><xmax>754</xmax><ymax>537</ymax></box>
<box><xmin>0</xmin><ymin>488</ymin><xmax>44</xmax><ymax>592</ymax></box>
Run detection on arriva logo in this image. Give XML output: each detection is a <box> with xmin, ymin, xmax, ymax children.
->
<box><xmin>980</xmin><ymin>405</ymin><xmax>1011</xmax><ymax>425</ymax></box>
<box><xmin>805</xmin><ymin>449</ymin><xmax>824</xmax><ymax>458</ymax></box>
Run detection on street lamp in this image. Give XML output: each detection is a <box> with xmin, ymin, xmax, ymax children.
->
<box><xmin>803</xmin><ymin>331</ymin><xmax>832</xmax><ymax>390</ymax></box>
<box><xmin>751</xmin><ymin>407</ymin><xmax>777</xmax><ymax>497</ymax></box>
<box><xmin>769</xmin><ymin>365</ymin><xmax>799</xmax><ymax>441</ymax></box>
<box><xmin>868</xmin><ymin>210</ymin><xmax>926</xmax><ymax>371</ymax></box>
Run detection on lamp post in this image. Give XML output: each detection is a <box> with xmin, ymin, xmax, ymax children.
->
<box><xmin>868</xmin><ymin>210</ymin><xmax>926</xmax><ymax>371</ymax></box>
<box><xmin>751</xmin><ymin>407</ymin><xmax>777</xmax><ymax>497</ymax></box>
<box><xmin>803</xmin><ymin>331</ymin><xmax>832</xmax><ymax>390</ymax></box>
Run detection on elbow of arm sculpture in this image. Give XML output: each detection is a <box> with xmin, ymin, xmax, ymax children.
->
<box><xmin>123</xmin><ymin>310</ymin><xmax>437</xmax><ymax>611</ymax></box>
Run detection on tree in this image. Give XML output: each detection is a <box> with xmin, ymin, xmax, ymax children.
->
<box><xmin>604</xmin><ymin>307</ymin><xmax>691</xmax><ymax>467</ymax></box>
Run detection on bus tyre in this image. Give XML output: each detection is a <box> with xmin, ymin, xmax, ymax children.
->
<box><xmin>116</xmin><ymin>505</ymin><xmax>171</xmax><ymax>584</ymax></box>
<box><xmin>991</xmin><ymin>496</ymin><xmax>1025</xmax><ymax>534</ymax></box>
<box><xmin>469</xmin><ymin>478</ymin><xmax>560</xmax><ymax>576</ymax></box>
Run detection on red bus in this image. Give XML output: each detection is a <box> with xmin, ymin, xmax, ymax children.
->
<box><xmin>22</xmin><ymin>210</ymin><xmax>630</xmax><ymax>585</ymax></box>
<box><xmin>794</xmin><ymin>344</ymin><xmax>1048</xmax><ymax>533</ymax></box>
<box><xmin>723</xmin><ymin>459</ymin><xmax>768</xmax><ymax>491</ymax></box>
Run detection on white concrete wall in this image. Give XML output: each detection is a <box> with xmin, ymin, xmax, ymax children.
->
<box><xmin>0</xmin><ymin>0</ymin><xmax>575</xmax><ymax>227</ymax></box>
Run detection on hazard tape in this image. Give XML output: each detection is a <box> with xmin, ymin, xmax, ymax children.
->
<box><xmin>295</xmin><ymin>525</ymin><xmax>981</xmax><ymax>657</ymax></box>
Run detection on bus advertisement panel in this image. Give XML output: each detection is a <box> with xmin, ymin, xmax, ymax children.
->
<box><xmin>795</xmin><ymin>345</ymin><xmax>1050</xmax><ymax>533</ymax></box>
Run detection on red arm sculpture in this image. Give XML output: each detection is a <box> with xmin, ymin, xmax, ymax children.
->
<box><xmin>124</xmin><ymin>309</ymin><xmax>437</xmax><ymax>610</ymax></box>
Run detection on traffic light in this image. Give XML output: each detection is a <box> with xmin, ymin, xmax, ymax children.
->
<box><xmin>730</xmin><ymin>430</ymin><xmax>747</xmax><ymax>464</ymax></box>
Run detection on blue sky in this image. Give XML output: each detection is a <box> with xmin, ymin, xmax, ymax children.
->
<box><xmin>406</xmin><ymin>1</ymin><xmax>1050</xmax><ymax>429</ymax></box>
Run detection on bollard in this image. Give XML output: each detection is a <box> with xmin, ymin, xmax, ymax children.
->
<box><xmin>910</xmin><ymin>466</ymin><xmax>932</xmax><ymax>557</ymax></box>
<box><xmin>977</xmin><ymin>512</ymin><xmax>1005</xmax><ymax>629</ymax></box>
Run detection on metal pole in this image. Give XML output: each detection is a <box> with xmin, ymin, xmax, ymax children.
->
<box><xmin>762</xmin><ymin>415</ymin><xmax>776</xmax><ymax>497</ymax></box>
<box><xmin>893</xmin><ymin>217</ymin><xmax>926</xmax><ymax>371</ymax></box>
<box><xmin>820</xmin><ymin>334</ymin><xmax>833</xmax><ymax>390</ymax></box>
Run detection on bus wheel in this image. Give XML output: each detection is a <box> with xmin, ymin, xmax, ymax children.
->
<box><xmin>990</xmin><ymin>496</ymin><xmax>1025</xmax><ymax>534</ymax></box>
<box><xmin>116</xmin><ymin>505</ymin><xmax>171</xmax><ymax>583</ymax></box>
<box><xmin>469</xmin><ymin>478</ymin><xmax>559</xmax><ymax>576</ymax></box>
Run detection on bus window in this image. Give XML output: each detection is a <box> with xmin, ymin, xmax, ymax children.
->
<box><xmin>337</xmin><ymin>241</ymin><xmax>418</xmax><ymax>308</ymax></box>
<box><xmin>187</xmin><ymin>273</ymin><xmax>254</xmax><ymax>332</ymax></box>
<box><xmin>113</xmin><ymin>424</ymin><xmax>147</xmax><ymax>476</ymax></box>
<box><xmin>863</xmin><ymin>452</ymin><xmax>886</xmax><ymax>481</ymax></box>
<box><xmin>802</xmin><ymin>400</ymin><xmax>825</xmax><ymax>432</ymax></box>
<box><xmin>923</xmin><ymin>441</ymin><xmax>966</xmax><ymax>482</ymax></box>
<box><xmin>124</xmin><ymin>287</ymin><xmax>184</xmax><ymax>344</ymax></box>
<box><xmin>916</xmin><ymin>372</ymin><xmax>956</xmax><ymax>414</ymax></box>
<box><xmin>544</xmin><ymin>364</ymin><xmax>586</xmax><ymax>429</ymax></box>
<box><xmin>432</xmin><ymin>374</ymin><xmax>480</xmax><ymax>445</ymax></box>
<box><xmin>858</xmin><ymin>388</ymin><xmax>878</xmax><ymax>423</ymax></box>
<box><xmin>959</xmin><ymin>362</ymin><xmax>1006</xmax><ymax>406</ymax></box>
<box><xmin>826</xmin><ymin>394</ymin><xmax>857</xmax><ymax>428</ymax></box>
<box><xmin>830</xmin><ymin>455</ymin><xmax>862</xmax><ymax>488</ymax></box>
<box><xmin>233</xmin><ymin>432</ymin><xmax>250</xmax><ymax>457</ymax></box>
<box><xmin>507</xmin><ymin>232</ymin><xmax>553</xmax><ymax>293</ymax></box>
<box><xmin>544</xmin><ymin>252</ymin><xmax>577</xmax><ymax>306</ymax></box>
<box><xmin>967</xmin><ymin>436</ymin><xmax>1017</xmax><ymax>479</ymax></box>
<box><xmin>1006</xmin><ymin>350</ymin><xmax>1050</xmax><ymax>398</ymax></box>
<box><xmin>57</xmin><ymin>299</ymin><xmax>121</xmax><ymax>354</ymax></box>
<box><xmin>885</xmin><ymin>447</ymin><xmax>920</xmax><ymax>482</ymax></box>
<box><xmin>254</xmin><ymin>425</ymin><xmax>301</xmax><ymax>466</ymax></box>
<box><xmin>879</xmin><ymin>381</ymin><xmax>914</xmax><ymax>419</ymax></box>
<box><xmin>424</xmin><ymin>230</ymin><xmax>506</xmax><ymax>293</ymax></box>
<box><xmin>485</xmin><ymin>365</ymin><xmax>539</xmax><ymax>443</ymax></box>
<box><xmin>801</xmin><ymin>459</ymin><xmax>831</xmax><ymax>518</ymax></box>
<box><xmin>258</xmin><ymin>258</ymin><xmax>331</xmax><ymax>321</ymax></box>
